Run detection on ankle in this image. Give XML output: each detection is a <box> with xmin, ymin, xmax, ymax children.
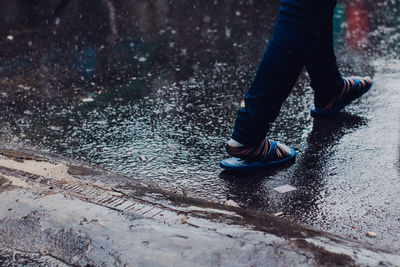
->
<box><xmin>226</xmin><ymin>138</ymin><xmax>270</xmax><ymax>160</ymax></box>
<box><xmin>227</xmin><ymin>139</ymin><xmax>244</xmax><ymax>147</ymax></box>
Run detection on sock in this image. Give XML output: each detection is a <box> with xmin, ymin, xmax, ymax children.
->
<box><xmin>227</xmin><ymin>139</ymin><xmax>244</xmax><ymax>147</ymax></box>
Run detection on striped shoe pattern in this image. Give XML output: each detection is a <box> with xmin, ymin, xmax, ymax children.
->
<box><xmin>318</xmin><ymin>77</ymin><xmax>371</xmax><ymax>111</ymax></box>
<box><xmin>226</xmin><ymin>139</ymin><xmax>288</xmax><ymax>161</ymax></box>
<box><xmin>314</xmin><ymin>76</ymin><xmax>372</xmax><ymax>114</ymax></box>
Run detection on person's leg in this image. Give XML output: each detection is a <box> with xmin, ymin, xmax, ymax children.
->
<box><xmin>231</xmin><ymin>22</ymin><xmax>306</xmax><ymax>148</ymax></box>
<box><xmin>305</xmin><ymin>2</ymin><xmax>344</xmax><ymax>109</ymax></box>
<box><xmin>225</xmin><ymin>1</ymin><xmax>339</xmax><ymax>165</ymax></box>
<box><xmin>306</xmin><ymin>1</ymin><xmax>373</xmax><ymax>115</ymax></box>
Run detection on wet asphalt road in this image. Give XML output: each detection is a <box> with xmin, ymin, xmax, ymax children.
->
<box><xmin>0</xmin><ymin>0</ymin><xmax>399</xmax><ymax>248</ymax></box>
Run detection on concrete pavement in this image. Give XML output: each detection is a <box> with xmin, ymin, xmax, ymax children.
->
<box><xmin>0</xmin><ymin>146</ymin><xmax>399</xmax><ymax>266</ymax></box>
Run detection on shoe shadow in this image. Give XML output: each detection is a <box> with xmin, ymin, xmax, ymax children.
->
<box><xmin>277</xmin><ymin>112</ymin><xmax>367</xmax><ymax>217</ymax></box>
<box><xmin>218</xmin><ymin>111</ymin><xmax>367</xmax><ymax>212</ymax></box>
<box><xmin>219</xmin><ymin>158</ymin><xmax>295</xmax><ymax>182</ymax></box>
<box><xmin>219</xmin><ymin>112</ymin><xmax>366</xmax><ymax>181</ymax></box>
<box><xmin>307</xmin><ymin>111</ymin><xmax>367</xmax><ymax>147</ymax></box>
<box><xmin>293</xmin><ymin>111</ymin><xmax>367</xmax><ymax>183</ymax></box>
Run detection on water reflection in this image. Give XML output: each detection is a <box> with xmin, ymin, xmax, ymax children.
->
<box><xmin>284</xmin><ymin>113</ymin><xmax>367</xmax><ymax>222</ymax></box>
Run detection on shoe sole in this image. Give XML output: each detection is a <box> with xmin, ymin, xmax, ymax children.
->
<box><xmin>220</xmin><ymin>146</ymin><xmax>296</xmax><ymax>172</ymax></box>
<box><xmin>310</xmin><ymin>81</ymin><xmax>373</xmax><ymax>117</ymax></box>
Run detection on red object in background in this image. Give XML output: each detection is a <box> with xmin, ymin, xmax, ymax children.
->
<box><xmin>346</xmin><ymin>0</ymin><xmax>369</xmax><ymax>51</ymax></box>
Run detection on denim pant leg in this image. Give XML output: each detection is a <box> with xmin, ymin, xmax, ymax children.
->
<box><xmin>305</xmin><ymin>4</ymin><xmax>344</xmax><ymax>108</ymax></box>
<box><xmin>231</xmin><ymin>22</ymin><xmax>307</xmax><ymax>146</ymax></box>
<box><xmin>231</xmin><ymin>1</ymin><xmax>339</xmax><ymax>146</ymax></box>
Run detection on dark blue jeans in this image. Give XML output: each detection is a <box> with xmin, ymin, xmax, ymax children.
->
<box><xmin>232</xmin><ymin>0</ymin><xmax>343</xmax><ymax>146</ymax></box>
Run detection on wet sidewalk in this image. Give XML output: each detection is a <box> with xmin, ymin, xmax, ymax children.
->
<box><xmin>0</xmin><ymin>0</ymin><xmax>400</xmax><ymax>260</ymax></box>
<box><xmin>0</xmin><ymin>147</ymin><xmax>399</xmax><ymax>266</ymax></box>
